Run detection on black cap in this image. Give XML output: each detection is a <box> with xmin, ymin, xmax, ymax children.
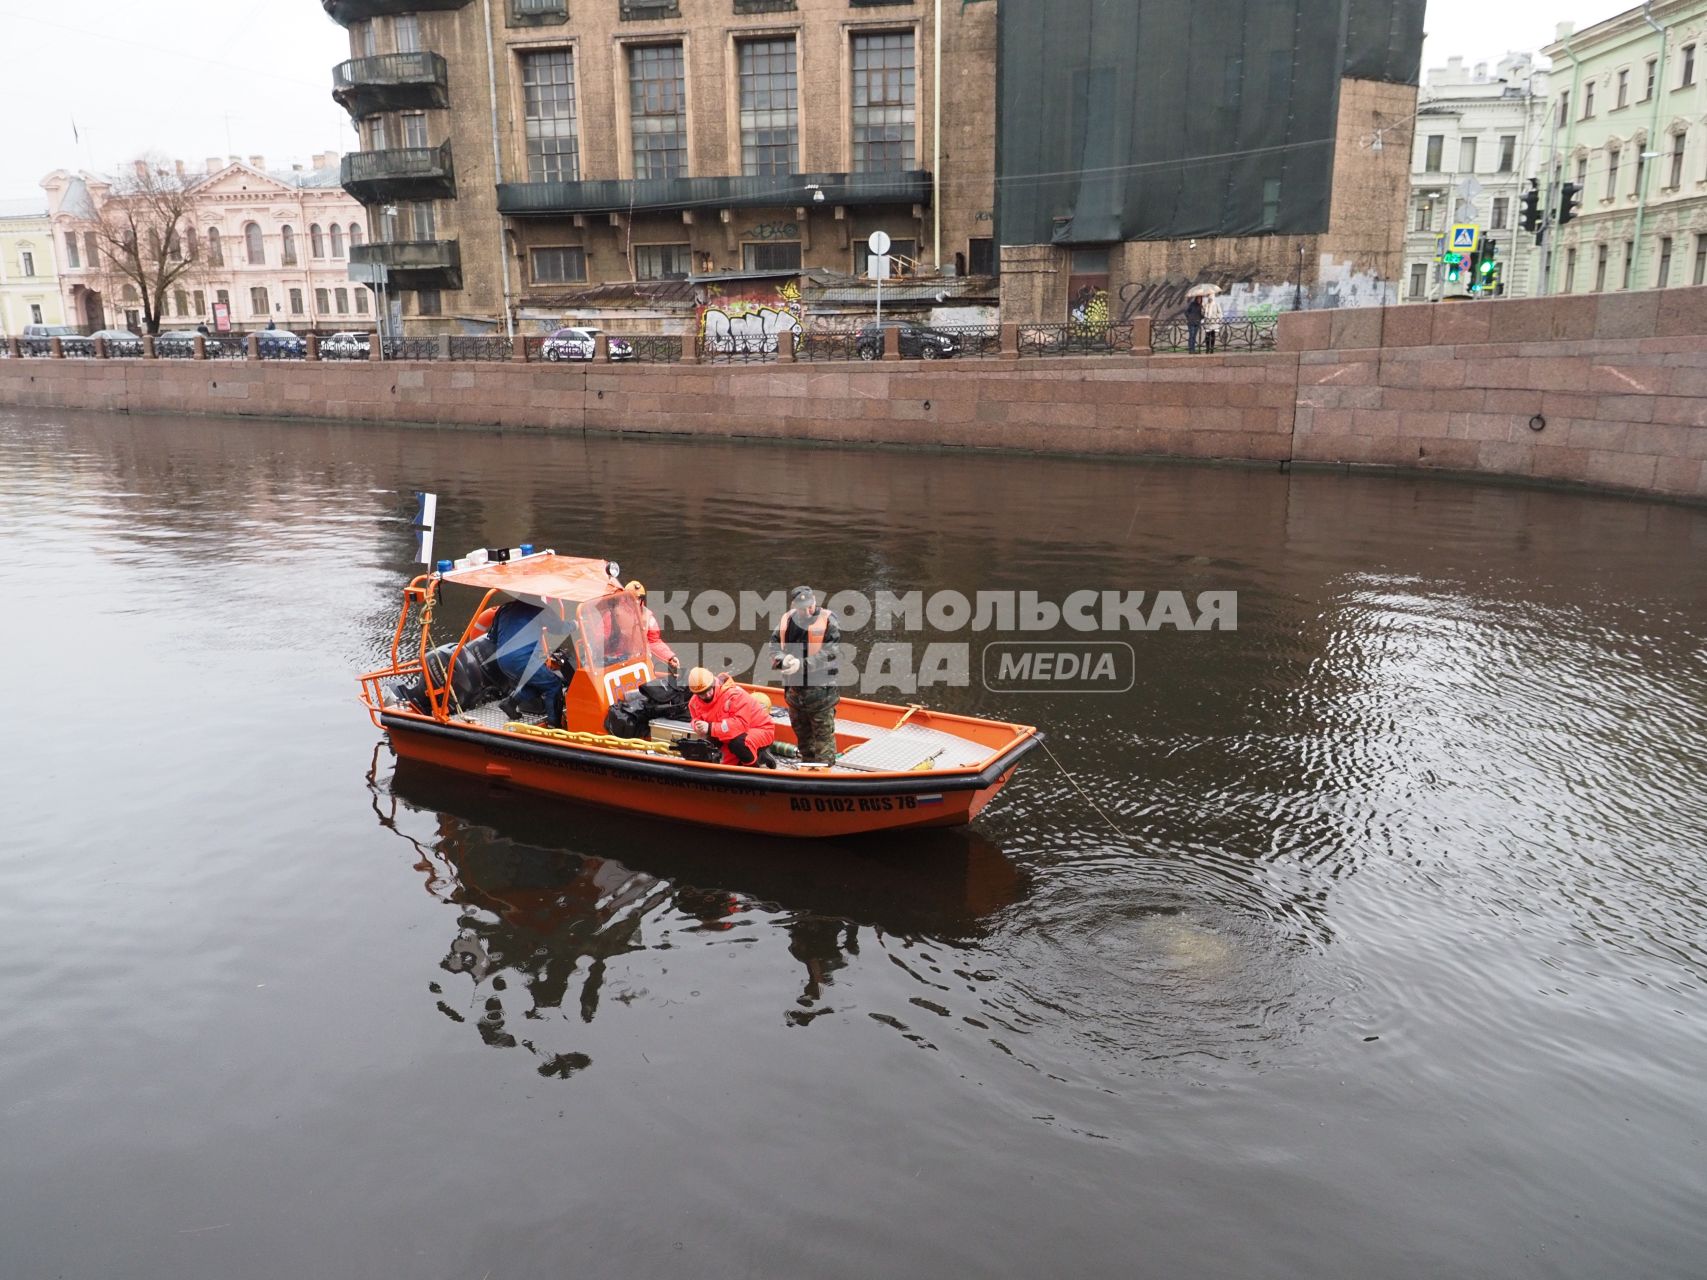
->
<box><xmin>789</xmin><ymin>584</ymin><xmax>815</xmax><ymax>603</ymax></box>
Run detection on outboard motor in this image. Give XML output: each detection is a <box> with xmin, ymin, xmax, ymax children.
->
<box><xmin>393</xmin><ymin>634</ymin><xmax>501</xmax><ymax>713</ymax></box>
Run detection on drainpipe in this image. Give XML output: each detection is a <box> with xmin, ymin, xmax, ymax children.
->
<box><xmin>1630</xmin><ymin>1</ymin><xmax>1670</xmax><ymax>290</ymax></box>
<box><xmin>1545</xmin><ymin>27</ymin><xmax>1584</xmax><ymax>295</ymax></box>
<box><xmin>482</xmin><ymin>0</ymin><xmax>515</xmax><ymax>337</ymax></box>
<box><xmin>933</xmin><ymin>0</ymin><xmax>942</xmax><ymax>272</ymax></box>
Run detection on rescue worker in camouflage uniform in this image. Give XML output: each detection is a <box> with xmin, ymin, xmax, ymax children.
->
<box><xmin>762</xmin><ymin>585</ymin><xmax>842</xmax><ymax>763</ymax></box>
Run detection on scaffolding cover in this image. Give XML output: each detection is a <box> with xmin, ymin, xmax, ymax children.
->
<box><xmin>996</xmin><ymin>0</ymin><xmax>1425</xmax><ymax>246</ymax></box>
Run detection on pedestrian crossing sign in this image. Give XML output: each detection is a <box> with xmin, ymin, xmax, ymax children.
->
<box><xmin>1450</xmin><ymin>225</ymin><xmax>1480</xmax><ymax>252</ymax></box>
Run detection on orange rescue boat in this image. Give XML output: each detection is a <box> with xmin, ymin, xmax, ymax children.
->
<box><xmin>357</xmin><ymin>550</ymin><xmax>1041</xmax><ymax>838</ymax></box>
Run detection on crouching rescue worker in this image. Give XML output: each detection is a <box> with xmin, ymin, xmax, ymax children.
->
<box><xmin>762</xmin><ymin>585</ymin><xmax>842</xmax><ymax>764</ymax></box>
<box><xmin>687</xmin><ymin>667</ymin><xmax>776</xmax><ymax>767</ymax></box>
<box><xmin>625</xmin><ymin>580</ymin><xmax>679</xmax><ymax>675</ymax></box>
<box><xmin>490</xmin><ymin>599</ymin><xmax>571</xmax><ymax>727</ymax></box>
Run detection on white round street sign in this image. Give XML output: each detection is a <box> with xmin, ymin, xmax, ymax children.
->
<box><xmin>867</xmin><ymin>230</ymin><xmax>891</xmax><ymax>256</ymax></box>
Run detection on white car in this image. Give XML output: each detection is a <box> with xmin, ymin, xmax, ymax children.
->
<box><xmin>321</xmin><ymin>331</ymin><xmax>371</xmax><ymax>360</ymax></box>
<box><xmin>541</xmin><ymin>327</ymin><xmax>634</xmax><ymax>361</ymax></box>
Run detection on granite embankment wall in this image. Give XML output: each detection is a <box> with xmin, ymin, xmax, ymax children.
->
<box><xmin>3</xmin><ymin>287</ymin><xmax>1704</xmax><ymax>503</ymax></box>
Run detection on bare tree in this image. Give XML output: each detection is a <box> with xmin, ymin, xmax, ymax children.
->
<box><xmin>87</xmin><ymin>156</ymin><xmax>202</xmax><ymax>335</ymax></box>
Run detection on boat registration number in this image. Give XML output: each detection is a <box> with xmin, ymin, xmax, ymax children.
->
<box><xmin>790</xmin><ymin>795</ymin><xmax>917</xmax><ymax>813</ymax></box>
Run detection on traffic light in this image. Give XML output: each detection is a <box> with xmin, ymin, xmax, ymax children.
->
<box><xmin>1558</xmin><ymin>182</ymin><xmax>1583</xmax><ymax>226</ymax></box>
<box><xmin>1446</xmin><ymin>255</ymin><xmax>1463</xmax><ymax>285</ymax></box>
<box><xmin>1518</xmin><ymin>181</ymin><xmax>1541</xmax><ymax>233</ymax></box>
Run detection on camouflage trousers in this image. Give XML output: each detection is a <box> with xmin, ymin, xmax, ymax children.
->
<box><xmin>786</xmin><ymin>688</ymin><xmax>840</xmax><ymax>763</ymax></box>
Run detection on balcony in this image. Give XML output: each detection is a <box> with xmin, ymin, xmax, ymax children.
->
<box><xmin>341</xmin><ymin>143</ymin><xmax>457</xmax><ymax>203</ymax></box>
<box><xmin>620</xmin><ymin>0</ymin><xmax>680</xmax><ymax>17</ymax></box>
<box><xmin>497</xmin><ymin>169</ymin><xmax>932</xmax><ymax>216</ymax></box>
<box><xmin>508</xmin><ymin>0</ymin><xmax>567</xmax><ymax>26</ymax></box>
<box><xmin>322</xmin><ymin>0</ymin><xmax>471</xmax><ymax>26</ymax></box>
<box><xmin>351</xmin><ymin>239</ymin><xmax>462</xmax><ymax>290</ymax></box>
<box><xmin>332</xmin><ymin>52</ymin><xmax>450</xmax><ymax>119</ymax></box>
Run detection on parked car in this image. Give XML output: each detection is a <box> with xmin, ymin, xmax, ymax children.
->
<box><xmin>154</xmin><ymin>330</ymin><xmax>225</xmax><ymax>358</ymax></box>
<box><xmin>540</xmin><ymin>327</ymin><xmax>634</xmax><ymax>362</ymax></box>
<box><xmin>854</xmin><ymin>322</ymin><xmax>960</xmax><ymax>361</ymax></box>
<box><xmin>256</xmin><ymin>329</ymin><xmax>307</xmax><ymax>359</ymax></box>
<box><xmin>89</xmin><ymin>328</ymin><xmax>144</xmax><ymax>357</ymax></box>
<box><xmin>18</xmin><ymin>322</ymin><xmax>86</xmax><ymax>356</ymax></box>
<box><xmin>320</xmin><ymin>331</ymin><xmax>370</xmax><ymax>360</ymax></box>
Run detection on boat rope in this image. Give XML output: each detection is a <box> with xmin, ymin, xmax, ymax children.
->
<box><xmin>505</xmin><ymin>722</ymin><xmax>678</xmax><ymax>755</ymax></box>
<box><xmin>1040</xmin><ymin>738</ymin><xmax>1127</xmax><ymax>840</ymax></box>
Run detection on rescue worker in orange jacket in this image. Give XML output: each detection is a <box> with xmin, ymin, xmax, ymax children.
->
<box><xmin>760</xmin><ymin>585</ymin><xmax>842</xmax><ymax>763</ymax></box>
<box><xmin>687</xmin><ymin>667</ymin><xmax>776</xmax><ymax>766</ymax></box>
<box><xmin>625</xmin><ymin>580</ymin><xmax>679</xmax><ymax>675</ymax></box>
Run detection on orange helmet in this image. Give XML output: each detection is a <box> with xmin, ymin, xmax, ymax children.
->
<box><xmin>686</xmin><ymin>666</ymin><xmax>714</xmax><ymax>693</ymax></box>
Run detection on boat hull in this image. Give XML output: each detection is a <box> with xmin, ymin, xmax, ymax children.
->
<box><xmin>381</xmin><ymin>713</ymin><xmax>1034</xmax><ymax>838</ymax></box>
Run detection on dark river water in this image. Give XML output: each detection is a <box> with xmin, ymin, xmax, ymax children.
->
<box><xmin>3</xmin><ymin>408</ymin><xmax>1706</xmax><ymax>1279</ymax></box>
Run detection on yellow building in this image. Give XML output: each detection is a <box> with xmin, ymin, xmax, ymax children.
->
<box><xmin>0</xmin><ymin>199</ymin><xmax>66</xmax><ymax>335</ymax></box>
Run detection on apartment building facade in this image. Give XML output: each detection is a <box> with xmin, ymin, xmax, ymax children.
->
<box><xmin>323</xmin><ymin>0</ymin><xmax>992</xmax><ymax>333</ymax></box>
<box><xmin>1540</xmin><ymin>1</ymin><xmax>1707</xmax><ymax>296</ymax></box>
<box><xmin>1403</xmin><ymin>55</ymin><xmax>1550</xmax><ymax>301</ymax></box>
<box><xmin>0</xmin><ymin>201</ymin><xmax>66</xmax><ymax>336</ymax></box>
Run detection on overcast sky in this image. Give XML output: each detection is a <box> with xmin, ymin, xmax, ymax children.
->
<box><xmin>0</xmin><ymin>0</ymin><xmax>1630</xmax><ymax>201</ymax></box>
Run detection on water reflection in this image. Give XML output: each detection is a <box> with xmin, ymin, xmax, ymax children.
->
<box><xmin>368</xmin><ymin>750</ymin><xmax>1027</xmax><ymax>1074</ymax></box>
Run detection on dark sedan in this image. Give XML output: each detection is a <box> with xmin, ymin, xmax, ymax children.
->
<box><xmin>154</xmin><ymin>331</ymin><xmax>227</xmax><ymax>358</ymax></box>
<box><xmin>257</xmin><ymin>329</ymin><xmax>308</xmax><ymax>359</ymax></box>
<box><xmin>855</xmin><ymin>322</ymin><xmax>960</xmax><ymax>361</ymax></box>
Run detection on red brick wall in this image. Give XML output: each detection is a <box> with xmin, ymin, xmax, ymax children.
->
<box><xmin>3</xmin><ymin>286</ymin><xmax>1704</xmax><ymax>503</ymax></box>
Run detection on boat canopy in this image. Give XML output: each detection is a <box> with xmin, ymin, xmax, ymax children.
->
<box><xmin>440</xmin><ymin>553</ymin><xmax>619</xmax><ymax>605</ymax></box>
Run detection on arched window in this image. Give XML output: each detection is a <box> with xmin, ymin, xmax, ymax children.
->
<box><xmin>244</xmin><ymin>221</ymin><xmax>265</xmax><ymax>264</ymax></box>
<box><xmin>349</xmin><ymin>222</ymin><xmax>364</xmax><ymax>248</ymax></box>
<box><xmin>281</xmin><ymin>225</ymin><xmax>297</xmax><ymax>265</ymax></box>
<box><xmin>310</xmin><ymin>224</ymin><xmax>325</xmax><ymax>258</ymax></box>
<box><xmin>121</xmin><ymin>283</ymin><xmax>139</xmax><ymax>301</ymax></box>
<box><xmin>330</xmin><ymin>224</ymin><xmax>344</xmax><ymax>257</ymax></box>
<box><xmin>186</xmin><ymin>226</ymin><xmax>199</xmax><ymax>259</ymax></box>
<box><xmin>208</xmin><ymin>228</ymin><xmax>223</xmax><ymax>266</ymax></box>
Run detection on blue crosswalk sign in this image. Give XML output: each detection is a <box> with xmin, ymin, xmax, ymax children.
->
<box><xmin>1450</xmin><ymin>225</ymin><xmax>1480</xmax><ymax>252</ymax></box>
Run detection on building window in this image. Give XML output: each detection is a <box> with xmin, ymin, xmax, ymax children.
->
<box><xmin>350</xmin><ymin>223</ymin><xmax>364</xmax><ymax>248</ymax></box>
<box><xmin>1490</xmin><ymin>196</ymin><xmax>1508</xmax><ymax>229</ymax></box>
<box><xmin>64</xmin><ymin>231</ymin><xmax>80</xmax><ymax>269</ymax></box>
<box><xmin>355</xmin><ymin>289</ymin><xmax>369</xmax><ymax>314</ymax></box>
<box><xmin>410</xmin><ymin>202</ymin><xmax>436</xmax><ymax>239</ymax></box>
<box><xmin>417</xmin><ymin>289</ymin><xmax>442</xmax><ymax>316</ymax></box>
<box><xmin>175</xmin><ymin>289</ymin><xmax>189</xmax><ymax>316</ymax></box>
<box><xmin>331</xmin><ymin>224</ymin><xmax>345</xmax><ymax>257</ymax></box>
<box><xmin>281</xmin><ymin>225</ymin><xmax>298</xmax><ymax>265</ymax></box>
<box><xmin>186</xmin><ymin>227</ymin><xmax>198</xmax><ymax>259</ymax></box>
<box><xmin>216</xmin><ymin>288</ymin><xmax>230</xmax><ymax>309</ymax></box>
<box><xmin>1564</xmin><ymin>247</ymin><xmax>1577</xmax><ymax>292</ymax></box>
<box><xmin>522</xmin><ymin>50</ymin><xmax>580</xmax><ymax>182</ymax></box>
<box><xmin>1634</xmin><ymin>147</ymin><xmax>1647</xmax><ymax>196</ymax></box>
<box><xmin>357</xmin><ymin>20</ymin><xmax>377</xmax><ymax>58</ymax></box>
<box><xmin>366</xmin><ymin>117</ymin><xmax>389</xmax><ymax>150</ymax></box>
<box><xmin>244</xmin><ymin>222</ymin><xmax>265</xmax><ymax>264</ymax></box>
<box><xmin>1617</xmin><ymin>69</ymin><xmax>1629</xmax><ymax>108</ymax></box>
<box><xmin>289</xmin><ymin>287</ymin><xmax>304</xmax><ymax>314</ymax></box>
<box><xmin>85</xmin><ymin>231</ymin><xmax>100</xmax><ymax>267</ymax></box>
<box><xmin>1669</xmin><ymin>132</ymin><xmax>1686</xmax><ymax>188</ymax></box>
<box><xmin>855</xmin><ymin>238</ymin><xmax>915</xmax><ymax>275</ymax></box>
<box><xmin>250</xmin><ymin>285</ymin><xmax>270</xmax><ymax>315</ymax></box>
<box><xmin>1458</xmin><ymin>136</ymin><xmax>1478</xmax><ymax>172</ymax></box>
<box><xmin>742</xmin><ymin>241</ymin><xmax>801</xmax><ymax>271</ymax></box>
<box><xmin>1261</xmin><ymin>177</ymin><xmax>1282</xmax><ymax>229</ymax></box>
<box><xmin>1408</xmin><ymin>263</ymin><xmax>1428</xmax><ymax>298</ymax></box>
<box><xmin>1607</xmin><ymin>146</ymin><xmax>1620</xmax><ymax>197</ymax></box>
<box><xmin>1576</xmin><ymin>156</ymin><xmax>1588</xmax><ymax>187</ymax></box>
<box><xmin>634</xmin><ymin>242</ymin><xmax>692</xmax><ymax>279</ymax></box>
<box><xmin>30</xmin><ymin>304</ymin><xmax>43</xmax><ymax>324</ymax></box>
<box><xmin>628</xmin><ymin>44</ymin><xmax>687</xmax><ymax>180</ymax></box>
<box><xmin>310</xmin><ymin>224</ymin><xmax>325</xmax><ymax>257</ymax></box>
<box><xmin>1695</xmin><ymin>234</ymin><xmax>1707</xmax><ymax>286</ymax></box>
<box><xmin>531</xmin><ymin>246</ymin><xmax>587</xmax><ymax>282</ymax></box>
<box><xmin>968</xmin><ymin>237</ymin><xmax>994</xmax><ymax>275</ymax></box>
<box><xmin>393</xmin><ymin>13</ymin><xmax>420</xmax><ymax>53</ymax></box>
<box><xmin>335</xmin><ymin>287</ymin><xmax>350</xmax><ymax>314</ymax></box>
<box><xmin>1682</xmin><ymin>45</ymin><xmax>1696</xmax><ymax>88</ymax></box>
<box><xmin>1657</xmin><ymin>236</ymin><xmax>1673</xmax><ymax>287</ymax></box>
<box><xmin>851</xmin><ymin>32</ymin><xmax>916</xmax><ymax>172</ymax></box>
<box><xmin>1622</xmin><ymin>239</ymin><xmax>1635</xmax><ymax>289</ymax></box>
<box><xmin>1646</xmin><ymin>59</ymin><xmax>1658</xmax><ymax>99</ymax></box>
<box><xmin>1594</xmin><ymin>243</ymin><xmax>1608</xmax><ymax>292</ymax></box>
<box><xmin>1582</xmin><ymin>82</ymin><xmax>1595</xmax><ymax>117</ymax></box>
<box><xmin>1557</xmin><ymin>92</ymin><xmax>1569</xmax><ymax>128</ymax></box>
<box><xmin>193</xmin><ymin>290</ymin><xmax>205</xmax><ymax>315</ymax></box>
<box><xmin>1424</xmin><ymin>134</ymin><xmax>1443</xmax><ymax>170</ymax></box>
<box><xmin>1412</xmin><ymin>197</ymin><xmax>1432</xmax><ymax>231</ymax></box>
<box><xmin>315</xmin><ymin>287</ymin><xmax>331</xmax><ymax>313</ymax></box>
<box><xmin>402</xmin><ymin>112</ymin><xmax>429</xmax><ymax>148</ymax></box>
<box><xmin>1497</xmin><ymin>135</ymin><xmax>1516</xmax><ymax>172</ymax></box>
<box><xmin>738</xmin><ymin>38</ymin><xmax>798</xmax><ymax>176</ymax></box>
<box><xmin>19</xmin><ymin>249</ymin><xmax>34</xmax><ymax>276</ymax></box>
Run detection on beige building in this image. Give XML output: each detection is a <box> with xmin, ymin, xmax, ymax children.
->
<box><xmin>0</xmin><ymin>200</ymin><xmax>66</xmax><ymax>335</ymax></box>
<box><xmin>41</xmin><ymin>156</ymin><xmax>369</xmax><ymax>334</ymax></box>
<box><xmin>322</xmin><ymin>0</ymin><xmax>994</xmax><ymax>333</ymax></box>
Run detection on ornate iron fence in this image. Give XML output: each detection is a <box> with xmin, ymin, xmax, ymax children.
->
<box><xmin>619</xmin><ymin>334</ymin><xmax>684</xmax><ymax>363</ymax></box>
<box><xmin>206</xmin><ymin>339</ymin><xmax>247</xmax><ymax>360</ymax></box>
<box><xmin>1017</xmin><ymin>323</ymin><xmax>1136</xmax><ymax>357</ymax></box>
<box><xmin>449</xmin><ymin>335</ymin><xmax>512</xmax><ymax>362</ymax></box>
<box><xmin>930</xmin><ymin>324</ymin><xmax>1002</xmax><ymax>358</ymax></box>
<box><xmin>795</xmin><ymin>329</ymin><xmax>865</xmax><ymax>362</ymax></box>
<box><xmin>696</xmin><ymin>334</ymin><xmax>782</xmax><ymax>364</ymax></box>
<box><xmin>1151</xmin><ymin>315</ymin><xmax>1279</xmax><ymax>353</ymax></box>
<box><xmin>382</xmin><ymin>336</ymin><xmax>442</xmax><ymax>361</ymax></box>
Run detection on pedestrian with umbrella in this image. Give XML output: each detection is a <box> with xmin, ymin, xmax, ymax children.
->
<box><xmin>1186</xmin><ymin>283</ymin><xmax>1223</xmax><ymax>354</ymax></box>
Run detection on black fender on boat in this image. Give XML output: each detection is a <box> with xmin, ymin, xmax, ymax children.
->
<box><xmin>380</xmin><ymin>713</ymin><xmax>1042</xmax><ymax>796</ymax></box>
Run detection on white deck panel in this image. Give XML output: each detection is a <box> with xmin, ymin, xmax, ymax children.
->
<box><xmin>833</xmin><ymin>723</ymin><xmax>991</xmax><ymax>773</ymax></box>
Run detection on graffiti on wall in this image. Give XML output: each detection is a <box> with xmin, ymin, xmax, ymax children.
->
<box><xmin>1069</xmin><ymin>285</ymin><xmax>1112</xmax><ymax>335</ymax></box>
<box><xmin>1115</xmin><ymin>255</ymin><xmax>1394</xmax><ymax>321</ymax></box>
<box><xmin>698</xmin><ymin>279</ymin><xmax>804</xmax><ymax>354</ymax></box>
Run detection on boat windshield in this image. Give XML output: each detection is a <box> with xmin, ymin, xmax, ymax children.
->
<box><xmin>579</xmin><ymin>593</ymin><xmax>647</xmax><ymax>669</ymax></box>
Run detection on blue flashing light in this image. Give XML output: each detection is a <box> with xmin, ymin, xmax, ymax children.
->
<box><xmin>519</xmin><ymin>543</ymin><xmax>535</xmax><ymax>556</ymax></box>
<box><xmin>436</xmin><ymin>559</ymin><xmax>453</xmax><ymax>574</ymax></box>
